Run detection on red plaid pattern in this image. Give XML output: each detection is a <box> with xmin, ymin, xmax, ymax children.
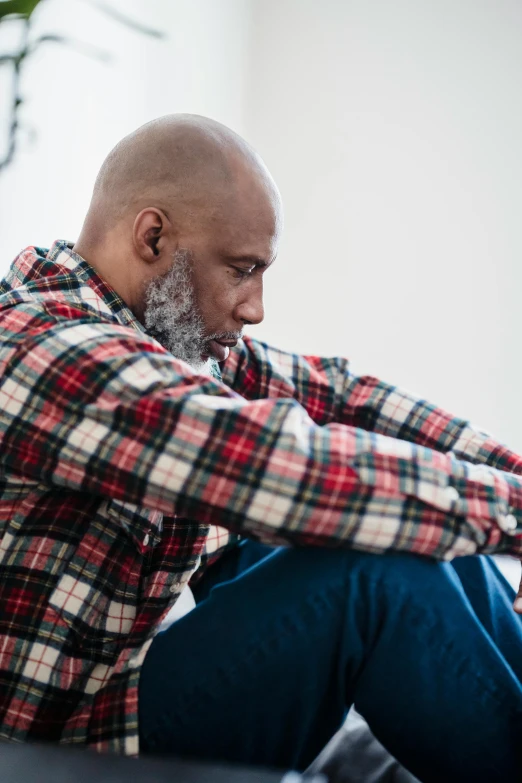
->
<box><xmin>0</xmin><ymin>241</ymin><xmax>521</xmax><ymax>754</ymax></box>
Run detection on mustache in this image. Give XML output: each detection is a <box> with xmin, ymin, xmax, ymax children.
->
<box><xmin>205</xmin><ymin>330</ymin><xmax>244</xmax><ymax>342</ymax></box>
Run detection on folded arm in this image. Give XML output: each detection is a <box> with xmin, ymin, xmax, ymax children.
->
<box><xmin>2</xmin><ymin>304</ymin><xmax>522</xmax><ymax>561</ymax></box>
<box><xmin>223</xmin><ymin>336</ymin><xmax>522</xmax><ymax>476</ymax></box>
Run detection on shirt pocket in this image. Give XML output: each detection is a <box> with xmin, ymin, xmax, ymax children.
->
<box><xmin>47</xmin><ymin>500</ymin><xmax>147</xmax><ymax>663</ymax></box>
<box><xmin>106</xmin><ymin>498</ymin><xmax>163</xmax><ymax>552</ymax></box>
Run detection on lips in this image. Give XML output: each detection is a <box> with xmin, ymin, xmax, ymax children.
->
<box><xmin>207</xmin><ymin>339</ymin><xmax>238</xmax><ymax>362</ymax></box>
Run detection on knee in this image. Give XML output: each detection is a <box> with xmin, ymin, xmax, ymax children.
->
<box><xmin>293</xmin><ymin>545</ymin><xmax>456</xmax><ymax>599</ymax></box>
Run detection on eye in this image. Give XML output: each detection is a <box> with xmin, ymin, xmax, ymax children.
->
<box><xmin>231</xmin><ymin>266</ymin><xmax>255</xmax><ymax>280</ymax></box>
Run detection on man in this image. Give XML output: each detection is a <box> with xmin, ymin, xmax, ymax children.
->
<box><xmin>0</xmin><ymin>114</ymin><xmax>521</xmax><ymax>782</ymax></box>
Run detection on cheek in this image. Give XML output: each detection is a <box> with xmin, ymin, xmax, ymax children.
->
<box><xmin>196</xmin><ymin>284</ymin><xmax>236</xmax><ymax>326</ymax></box>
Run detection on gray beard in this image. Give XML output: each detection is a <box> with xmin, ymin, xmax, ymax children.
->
<box><xmin>143</xmin><ymin>249</ymin><xmax>211</xmax><ymax>374</ymax></box>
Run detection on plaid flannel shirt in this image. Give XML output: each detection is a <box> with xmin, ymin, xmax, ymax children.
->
<box><xmin>1</xmin><ymin>240</ymin><xmax>522</xmax><ymax>755</ymax></box>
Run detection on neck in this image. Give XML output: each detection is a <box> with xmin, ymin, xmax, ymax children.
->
<box><xmin>73</xmin><ymin>233</ymin><xmax>138</xmax><ymax>317</ymax></box>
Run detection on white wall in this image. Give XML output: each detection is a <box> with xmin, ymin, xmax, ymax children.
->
<box><xmin>0</xmin><ymin>0</ymin><xmax>251</xmax><ymax>258</ymax></box>
<box><xmin>245</xmin><ymin>0</ymin><xmax>522</xmax><ymax>451</ymax></box>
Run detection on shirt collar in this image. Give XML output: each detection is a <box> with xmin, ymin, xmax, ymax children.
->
<box><xmin>46</xmin><ymin>240</ymin><xmax>145</xmax><ymax>333</ymax></box>
<box><xmin>8</xmin><ymin>240</ymin><xmax>223</xmax><ymax>381</ymax></box>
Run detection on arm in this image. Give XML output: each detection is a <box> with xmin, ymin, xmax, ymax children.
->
<box><xmin>2</xmin><ymin>302</ymin><xmax>522</xmax><ymax>561</ymax></box>
<box><xmin>223</xmin><ymin>336</ymin><xmax>522</xmax><ymax>476</ymax></box>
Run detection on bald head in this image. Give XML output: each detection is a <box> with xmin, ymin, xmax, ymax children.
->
<box><xmin>74</xmin><ymin>115</ymin><xmax>282</xmax><ymax>365</ymax></box>
<box><xmin>84</xmin><ymin>114</ymin><xmax>281</xmax><ymax>237</ymax></box>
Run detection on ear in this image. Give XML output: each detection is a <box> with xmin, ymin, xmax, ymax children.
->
<box><xmin>132</xmin><ymin>208</ymin><xmax>175</xmax><ymax>265</ymax></box>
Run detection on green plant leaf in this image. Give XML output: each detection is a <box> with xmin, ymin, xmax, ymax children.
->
<box><xmin>82</xmin><ymin>0</ymin><xmax>164</xmax><ymax>38</ymax></box>
<box><xmin>0</xmin><ymin>0</ymin><xmax>43</xmax><ymax>21</ymax></box>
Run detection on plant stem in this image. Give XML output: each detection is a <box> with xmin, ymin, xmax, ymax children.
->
<box><xmin>0</xmin><ymin>16</ymin><xmax>30</xmax><ymax>172</ymax></box>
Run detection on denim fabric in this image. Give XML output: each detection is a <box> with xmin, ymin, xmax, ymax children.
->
<box><xmin>139</xmin><ymin>543</ymin><xmax>522</xmax><ymax>782</ymax></box>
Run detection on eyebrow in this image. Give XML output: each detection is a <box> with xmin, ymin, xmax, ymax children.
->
<box><xmin>225</xmin><ymin>255</ymin><xmax>271</xmax><ymax>268</ymax></box>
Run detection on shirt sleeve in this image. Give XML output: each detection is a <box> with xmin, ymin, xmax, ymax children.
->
<box><xmin>222</xmin><ymin>336</ymin><xmax>522</xmax><ymax>477</ymax></box>
<box><xmin>2</xmin><ymin>303</ymin><xmax>522</xmax><ymax>561</ymax></box>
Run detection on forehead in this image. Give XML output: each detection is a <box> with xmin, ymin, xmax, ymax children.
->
<box><xmin>225</xmin><ymin>199</ymin><xmax>279</xmax><ymax>238</ymax></box>
<box><xmin>211</xmin><ymin>176</ymin><xmax>282</xmax><ymax>256</ymax></box>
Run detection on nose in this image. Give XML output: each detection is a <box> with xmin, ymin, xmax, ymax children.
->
<box><xmin>235</xmin><ymin>281</ymin><xmax>265</xmax><ymax>326</ymax></box>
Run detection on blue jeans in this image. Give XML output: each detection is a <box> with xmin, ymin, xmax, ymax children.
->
<box><xmin>138</xmin><ymin>542</ymin><xmax>522</xmax><ymax>782</ymax></box>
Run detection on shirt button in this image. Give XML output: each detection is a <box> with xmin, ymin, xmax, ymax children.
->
<box><xmin>169</xmin><ymin>583</ymin><xmax>178</xmax><ymax>594</ymax></box>
<box><xmin>498</xmin><ymin>513</ymin><xmax>518</xmax><ymax>534</ymax></box>
<box><xmin>444</xmin><ymin>486</ymin><xmax>459</xmax><ymax>504</ymax></box>
<box><xmin>143</xmin><ymin>534</ymin><xmax>150</xmax><ymax>547</ymax></box>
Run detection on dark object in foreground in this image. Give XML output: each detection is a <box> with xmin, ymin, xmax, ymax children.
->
<box><xmin>0</xmin><ymin>740</ymin><xmax>328</xmax><ymax>783</ymax></box>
